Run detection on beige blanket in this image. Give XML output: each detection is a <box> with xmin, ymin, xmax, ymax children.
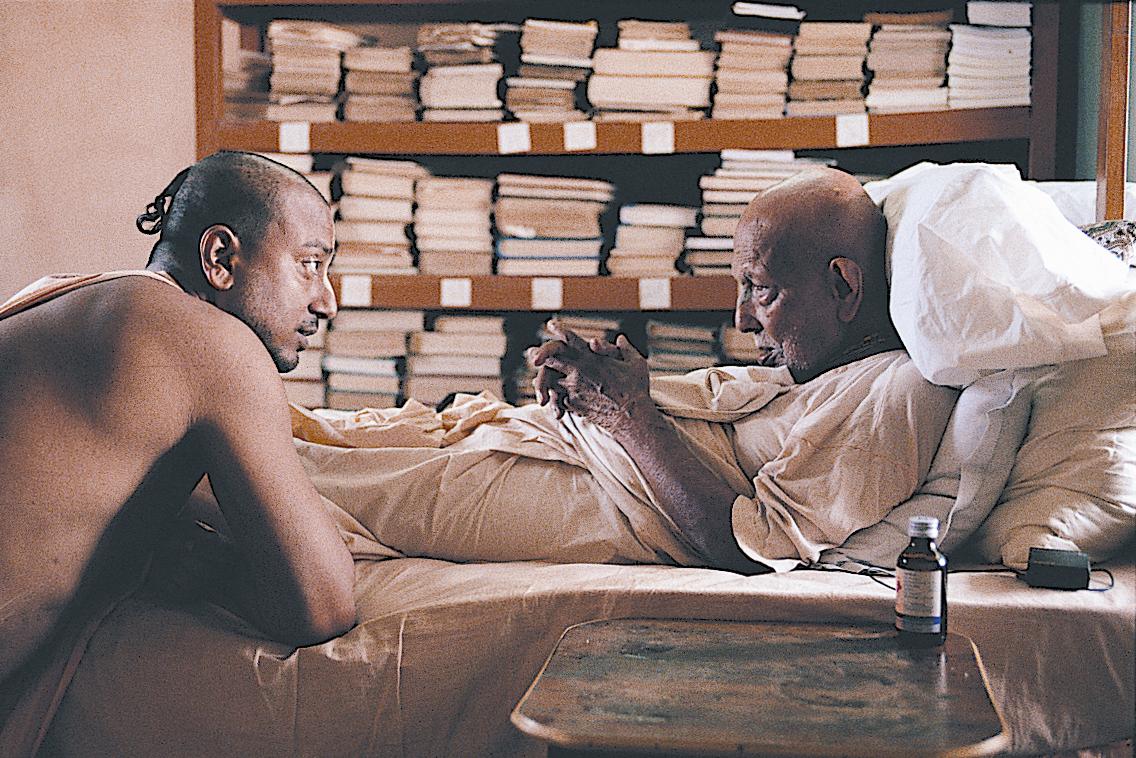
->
<box><xmin>292</xmin><ymin>350</ymin><xmax>956</xmax><ymax>572</ymax></box>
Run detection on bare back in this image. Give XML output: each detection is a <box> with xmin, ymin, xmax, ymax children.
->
<box><xmin>0</xmin><ymin>273</ymin><xmax>348</xmax><ymax>688</ymax></box>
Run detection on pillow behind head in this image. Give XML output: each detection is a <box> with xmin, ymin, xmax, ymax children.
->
<box><xmin>971</xmin><ymin>331</ymin><xmax>1136</xmax><ymax>570</ymax></box>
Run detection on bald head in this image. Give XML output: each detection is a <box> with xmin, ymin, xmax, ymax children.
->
<box><xmin>731</xmin><ymin>167</ymin><xmax>895</xmax><ymax>381</ymax></box>
<box><xmin>735</xmin><ymin>167</ymin><xmax>886</xmax><ymax>292</ymax></box>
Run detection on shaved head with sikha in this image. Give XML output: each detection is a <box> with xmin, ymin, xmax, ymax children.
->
<box><xmin>731</xmin><ymin>167</ymin><xmax>895</xmax><ymax>382</ymax></box>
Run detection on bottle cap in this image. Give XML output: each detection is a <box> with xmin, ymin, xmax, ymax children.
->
<box><xmin>907</xmin><ymin>516</ymin><xmax>939</xmax><ymax>539</ymax></box>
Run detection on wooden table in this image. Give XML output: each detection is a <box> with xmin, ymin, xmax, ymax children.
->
<box><xmin>511</xmin><ymin>619</ymin><xmax>1009</xmax><ymax>758</ymax></box>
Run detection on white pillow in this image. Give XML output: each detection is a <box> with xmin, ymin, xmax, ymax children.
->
<box><xmin>971</xmin><ymin>331</ymin><xmax>1136</xmax><ymax>570</ymax></box>
<box><xmin>864</xmin><ymin>162</ymin><xmax>1131</xmax><ymax>387</ymax></box>
<box><xmin>822</xmin><ymin>367</ymin><xmax>1032</xmax><ymax>570</ymax></box>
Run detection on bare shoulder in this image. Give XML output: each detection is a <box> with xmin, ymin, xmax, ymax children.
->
<box><xmin>96</xmin><ymin>278</ymin><xmax>285</xmax><ymax>417</ymax></box>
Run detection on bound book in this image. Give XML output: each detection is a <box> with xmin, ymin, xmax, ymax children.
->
<box><xmin>406</xmin><ymin>354</ymin><xmax>502</xmax><ymax>377</ymax></box>
<box><xmin>325</xmin><ymin>330</ymin><xmax>409</xmax><ymax>358</ymax></box>
<box><xmin>331</xmin><ymin>309</ymin><xmax>424</xmax><ymax>332</ymax></box>
<box><xmin>321</xmin><ymin>355</ymin><xmax>400</xmax><ymax>376</ymax></box>
<box><xmin>496</xmin><ymin>238</ymin><xmax>604</xmax><ymax>258</ymax></box>
<box><xmin>337</xmin><ymin>195</ymin><xmax>414</xmax><ymax>223</ymax></box>
<box><xmin>592</xmin><ymin>49</ymin><xmax>716</xmax><ymax>78</ymax></box>
<box><xmin>334</xmin><ymin>220</ymin><xmax>409</xmax><ymax>245</ymax></box>
<box><xmin>614</xmin><ymin>225</ymin><xmax>687</xmax><ymax>252</ymax></box>
<box><xmin>495</xmin><ymin>258</ymin><xmax>600</xmax><ymax>276</ymax></box>
<box><xmin>587</xmin><ymin>74</ymin><xmax>712</xmax><ymax>108</ymax></box>
<box><xmin>326</xmin><ymin>372</ymin><xmax>401</xmax><ymax>394</ymax></box>
<box><xmin>409</xmin><ymin>331</ymin><xmax>508</xmax><ymax>357</ymax></box>
<box><xmin>790</xmin><ymin>55</ymin><xmax>866</xmax><ymax>81</ymax></box>
<box><xmin>618</xmin><ymin>204</ymin><xmax>698</xmax><ymax>228</ymax></box>
<box><xmin>416</xmin><ymin>251</ymin><xmax>494</xmax><ymax>276</ymax></box>
<box><xmin>339</xmin><ymin>171</ymin><xmax>416</xmax><ymax>200</ymax></box>
<box><xmin>343</xmin><ymin>46</ymin><xmax>413</xmax><ymax>73</ymax></box>
<box><xmin>432</xmin><ymin>315</ymin><xmax>506</xmax><ymax>333</ymax></box>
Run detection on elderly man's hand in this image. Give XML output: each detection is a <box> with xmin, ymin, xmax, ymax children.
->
<box><xmin>527</xmin><ymin>321</ymin><xmax>654</xmax><ymax>439</ymax></box>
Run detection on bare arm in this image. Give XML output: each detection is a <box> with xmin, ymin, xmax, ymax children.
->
<box><xmin>188</xmin><ymin>320</ymin><xmax>355</xmax><ymax>644</ymax></box>
<box><xmin>532</xmin><ymin>324</ymin><xmax>766</xmax><ymax>574</ymax></box>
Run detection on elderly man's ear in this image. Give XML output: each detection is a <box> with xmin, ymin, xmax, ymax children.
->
<box><xmin>827</xmin><ymin>257</ymin><xmax>864</xmax><ymax>323</ymax></box>
<box><xmin>200</xmin><ymin>224</ymin><xmax>241</xmax><ymax>291</ymax></box>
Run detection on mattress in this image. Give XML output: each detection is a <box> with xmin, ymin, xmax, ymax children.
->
<box><xmin>40</xmin><ymin>555</ymin><xmax>1134</xmax><ymax>756</ymax></box>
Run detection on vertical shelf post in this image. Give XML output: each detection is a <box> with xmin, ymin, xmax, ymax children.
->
<box><xmin>194</xmin><ymin>0</ymin><xmax>224</xmax><ymax>160</ymax></box>
<box><xmin>1028</xmin><ymin>1</ymin><xmax>1061</xmax><ymax>180</ymax></box>
<box><xmin>1096</xmin><ymin>0</ymin><xmax>1131</xmax><ymax>220</ymax></box>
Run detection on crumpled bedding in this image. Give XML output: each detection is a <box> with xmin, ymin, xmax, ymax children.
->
<box><xmin>40</xmin><ymin>556</ymin><xmax>1136</xmax><ymax>757</ymax></box>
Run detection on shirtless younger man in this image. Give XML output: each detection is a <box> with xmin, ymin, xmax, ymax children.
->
<box><xmin>0</xmin><ymin>152</ymin><xmax>355</xmax><ymax>691</ymax></box>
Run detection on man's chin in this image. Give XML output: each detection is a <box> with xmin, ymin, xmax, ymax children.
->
<box><xmin>271</xmin><ymin>349</ymin><xmax>300</xmax><ymax>374</ymax></box>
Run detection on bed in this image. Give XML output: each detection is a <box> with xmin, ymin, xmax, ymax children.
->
<box><xmin>7</xmin><ymin>166</ymin><xmax>1136</xmax><ymax>757</ymax></box>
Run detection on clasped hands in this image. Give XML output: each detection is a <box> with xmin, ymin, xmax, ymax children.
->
<box><xmin>527</xmin><ymin>320</ymin><xmax>655</xmax><ymax>440</ymax></box>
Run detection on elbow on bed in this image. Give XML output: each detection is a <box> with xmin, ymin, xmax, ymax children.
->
<box><xmin>290</xmin><ymin>589</ymin><xmax>357</xmax><ymax>646</ymax></box>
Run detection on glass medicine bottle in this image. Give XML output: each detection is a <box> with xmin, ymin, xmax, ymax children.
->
<box><xmin>895</xmin><ymin>515</ymin><xmax>948</xmax><ymax>647</ymax></box>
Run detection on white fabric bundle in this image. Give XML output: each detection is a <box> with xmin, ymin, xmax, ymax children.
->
<box><xmin>864</xmin><ymin>162</ymin><xmax>1132</xmax><ymax>387</ymax></box>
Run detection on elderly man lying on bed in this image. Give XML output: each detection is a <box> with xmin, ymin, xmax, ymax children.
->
<box><xmin>286</xmin><ymin>167</ymin><xmax>958</xmax><ymax>579</ymax></box>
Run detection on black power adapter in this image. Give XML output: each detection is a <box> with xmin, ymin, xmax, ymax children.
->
<box><xmin>1023</xmin><ymin>547</ymin><xmax>1091</xmax><ymax>590</ymax></box>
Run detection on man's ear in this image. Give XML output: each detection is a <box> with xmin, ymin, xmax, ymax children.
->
<box><xmin>828</xmin><ymin>257</ymin><xmax>863</xmax><ymax>323</ymax></box>
<box><xmin>199</xmin><ymin>224</ymin><xmax>240</xmax><ymax>291</ymax></box>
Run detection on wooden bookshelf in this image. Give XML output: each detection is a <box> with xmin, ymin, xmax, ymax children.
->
<box><xmin>330</xmin><ymin>274</ymin><xmax>736</xmax><ymax>311</ymax></box>
<box><xmin>194</xmin><ymin>0</ymin><xmax>1073</xmax><ymax>313</ymax></box>
<box><xmin>206</xmin><ymin>108</ymin><xmax>1032</xmax><ymax>157</ymax></box>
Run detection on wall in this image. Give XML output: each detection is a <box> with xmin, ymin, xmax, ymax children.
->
<box><xmin>0</xmin><ymin>0</ymin><xmax>196</xmax><ymax>300</ymax></box>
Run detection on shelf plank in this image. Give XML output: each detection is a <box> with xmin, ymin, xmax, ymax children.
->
<box><xmin>216</xmin><ymin>109</ymin><xmax>1031</xmax><ymax>156</ymax></box>
<box><xmin>330</xmin><ymin>274</ymin><xmax>737</xmax><ymax>311</ymax></box>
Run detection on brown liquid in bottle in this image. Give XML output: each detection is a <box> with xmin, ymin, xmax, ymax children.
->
<box><xmin>895</xmin><ymin>516</ymin><xmax>948</xmax><ymax>648</ymax></box>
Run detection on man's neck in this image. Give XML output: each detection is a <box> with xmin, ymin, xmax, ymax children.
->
<box><xmin>791</xmin><ymin>325</ymin><xmax>904</xmax><ymax>383</ymax></box>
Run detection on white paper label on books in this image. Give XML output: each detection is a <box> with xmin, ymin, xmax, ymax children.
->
<box><xmin>563</xmin><ymin>121</ymin><xmax>597</xmax><ymax>151</ymax></box>
<box><xmin>531</xmin><ymin>277</ymin><xmax>563</xmax><ymax>311</ymax></box>
<box><xmin>278</xmin><ymin>122</ymin><xmax>311</xmax><ymax>153</ymax></box>
<box><xmin>835</xmin><ymin>113</ymin><xmax>870</xmax><ymax>148</ymax></box>
<box><xmin>638</xmin><ymin>278</ymin><xmax>672</xmax><ymax>310</ymax></box>
<box><xmin>641</xmin><ymin>122</ymin><xmax>675</xmax><ymax>154</ymax></box>
<box><xmin>338</xmin><ymin>275</ymin><xmax>372</xmax><ymax>308</ymax></box>
<box><xmin>497</xmin><ymin>122</ymin><xmax>532</xmax><ymax>154</ymax></box>
<box><xmin>440</xmin><ymin>277</ymin><xmax>473</xmax><ymax>307</ymax></box>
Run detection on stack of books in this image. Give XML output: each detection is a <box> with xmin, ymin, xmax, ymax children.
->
<box><xmin>645</xmin><ymin>320</ymin><xmax>719</xmax><ymax>378</ymax></box>
<box><xmin>266</xmin><ymin>20</ymin><xmax>360</xmax><ymax>122</ymax></box>
<box><xmin>511</xmin><ymin>315</ymin><xmax>622</xmax><ymax>404</ymax></box>
<box><xmin>333</xmin><ymin>157</ymin><xmax>428</xmax><ymax>276</ymax></box>
<box><xmin>719</xmin><ymin>324</ymin><xmax>765</xmax><ymax>365</ymax></box>
<box><xmin>257</xmin><ymin>152</ymin><xmax>333</xmax><ymax>203</ymax></box>
<box><xmin>689</xmin><ymin>150</ymin><xmax>833</xmax><ymax>267</ymax></box>
<box><xmin>509</xmin><ymin>18</ymin><xmax>598</xmax><ymax>122</ymax></box>
<box><xmin>282</xmin><ymin>320</ymin><xmax>327</xmax><ymax>408</ymax></box>
<box><xmin>786</xmin><ymin>21</ymin><xmax>871</xmax><ymax>116</ymax></box>
<box><xmin>607</xmin><ymin>204</ymin><xmax>697</xmax><ymax>277</ymax></box>
<box><xmin>588</xmin><ymin>20</ymin><xmax>715</xmax><ymax>121</ymax></box>
<box><xmin>711</xmin><ymin>27</ymin><xmax>793</xmax><ymax>120</ymax></box>
<box><xmin>494</xmin><ymin>173</ymin><xmax>614</xmax><ymax>277</ymax></box>
<box><xmin>222</xmin><ymin>19</ymin><xmax>271</xmax><ymax>120</ymax></box>
<box><xmin>322</xmin><ymin>309</ymin><xmax>424</xmax><ymax>409</ymax></box>
<box><xmin>864</xmin><ymin>10</ymin><xmax>952</xmax><ymax>113</ymax></box>
<box><xmin>405</xmin><ymin>315</ymin><xmax>507</xmax><ymax>406</ymax></box>
<box><xmin>948</xmin><ymin>2</ymin><xmax>1032</xmax><ymax>109</ymax></box>
<box><xmin>417</xmin><ymin>22</ymin><xmax>515</xmax><ymax>122</ymax></box>
<box><xmin>414</xmin><ymin>177</ymin><xmax>496</xmax><ymax>275</ymax></box>
<box><xmin>342</xmin><ymin>44</ymin><xmax>418</xmax><ymax>122</ymax></box>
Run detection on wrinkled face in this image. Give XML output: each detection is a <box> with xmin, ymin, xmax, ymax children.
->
<box><xmin>732</xmin><ymin>226</ymin><xmax>841</xmax><ymax>380</ymax></box>
<box><xmin>222</xmin><ymin>185</ymin><xmax>337</xmax><ymax>372</ymax></box>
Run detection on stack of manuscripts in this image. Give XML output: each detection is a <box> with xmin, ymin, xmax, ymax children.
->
<box><xmin>719</xmin><ymin>324</ymin><xmax>765</xmax><ymax>365</ymax></box>
<box><xmin>417</xmin><ymin>22</ymin><xmax>517</xmax><ymax>122</ymax></box>
<box><xmin>607</xmin><ymin>204</ymin><xmax>697</xmax><ymax>277</ymax></box>
<box><xmin>221</xmin><ymin>19</ymin><xmax>271</xmax><ymax>120</ymax></box>
<box><xmin>333</xmin><ymin>157</ymin><xmax>429</xmax><ymax>276</ymax></box>
<box><xmin>342</xmin><ymin>44</ymin><xmax>418</xmax><ymax>122</ymax></box>
<box><xmin>405</xmin><ymin>315</ymin><xmax>507</xmax><ymax>406</ymax></box>
<box><xmin>257</xmin><ymin>152</ymin><xmax>332</xmax><ymax>203</ymax></box>
<box><xmin>508</xmin><ymin>19</ymin><xmax>598</xmax><ymax>122</ymax></box>
<box><xmin>281</xmin><ymin>321</ymin><xmax>327</xmax><ymax>408</ymax></box>
<box><xmin>588</xmin><ymin>20</ymin><xmax>714</xmax><ymax>122</ymax></box>
<box><xmin>864</xmin><ymin>10</ymin><xmax>952</xmax><ymax>113</ymax></box>
<box><xmin>645</xmin><ymin>320</ymin><xmax>719</xmax><ymax>378</ymax></box>
<box><xmin>948</xmin><ymin>2</ymin><xmax>1032</xmax><ymax>109</ymax></box>
<box><xmin>494</xmin><ymin>173</ymin><xmax>614</xmax><ymax>277</ymax></box>
<box><xmin>413</xmin><ymin>177</ymin><xmax>495</xmax><ymax>275</ymax></box>
<box><xmin>711</xmin><ymin>3</ymin><xmax>803</xmax><ymax>120</ymax></box>
<box><xmin>689</xmin><ymin>150</ymin><xmax>834</xmax><ymax>273</ymax></box>
<box><xmin>512</xmin><ymin>315</ymin><xmax>623</xmax><ymax>404</ymax></box>
<box><xmin>711</xmin><ymin>28</ymin><xmax>792</xmax><ymax>120</ymax></box>
<box><xmin>266</xmin><ymin>20</ymin><xmax>361</xmax><ymax>122</ymax></box>
<box><xmin>787</xmin><ymin>21</ymin><xmax>871</xmax><ymax>116</ymax></box>
<box><xmin>322</xmin><ymin>309</ymin><xmax>425</xmax><ymax>410</ymax></box>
